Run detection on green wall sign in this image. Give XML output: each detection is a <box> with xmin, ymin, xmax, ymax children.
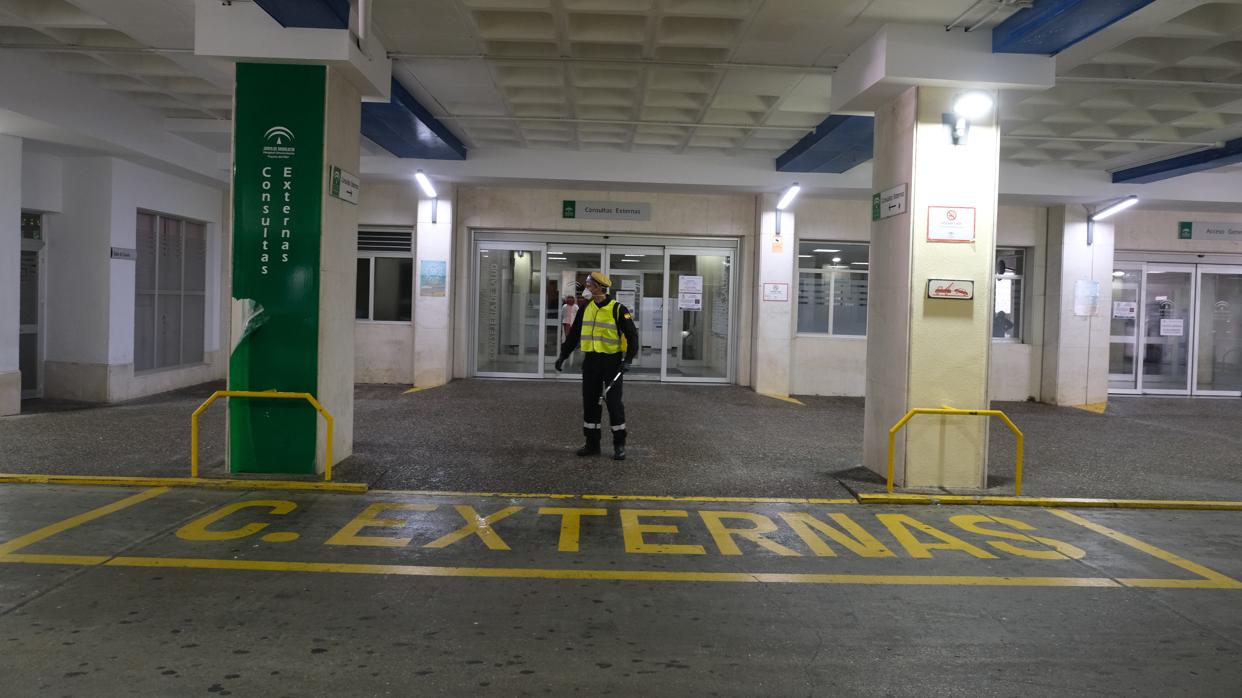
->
<box><xmin>229</xmin><ymin>63</ymin><xmax>326</xmax><ymax>474</ymax></box>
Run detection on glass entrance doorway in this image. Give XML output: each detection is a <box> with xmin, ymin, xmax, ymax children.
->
<box><xmin>1109</xmin><ymin>260</ymin><xmax>1242</xmax><ymax>396</ymax></box>
<box><xmin>474</xmin><ymin>235</ymin><xmax>736</xmax><ymax>383</ymax></box>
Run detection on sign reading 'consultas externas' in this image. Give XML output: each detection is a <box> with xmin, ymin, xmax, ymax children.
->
<box><xmin>562</xmin><ymin>200</ymin><xmax>651</xmax><ymax>221</ymax></box>
<box><xmin>1178</xmin><ymin>221</ymin><xmax>1242</xmax><ymax>241</ymax></box>
<box><xmin>229</xmin><ymin>63</ymin><xmax>326</xmax><ymax>475</ymax></box>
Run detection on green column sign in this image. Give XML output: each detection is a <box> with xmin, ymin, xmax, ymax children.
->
<box><xmin>562</xmin><ymin>200</ymin><xmax>576</xmax><ymax>218</ymax></box>
<box><xmin>1178</xmin><ymin>221</ymin><xmax>1193</xmax><ymax>240</ymax></box>
<box><xmin>229</xmin><ymin>63</ymin><xmax>326</xmax><ymax>474</ymax></box>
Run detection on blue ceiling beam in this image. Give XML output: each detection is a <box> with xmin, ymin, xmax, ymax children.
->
<box><xmin>253</xmin><ymin>0</ymin><xmax>350</xmax><ymax>29</ymax></box>
<box><xmin>776</xmin><ymin>115</ymin><xmax>874</xmax><ymax>174</ymax></box>
<box><xmin>361</xmin><ymin>78</ymin><xmax>467</xmax><ymax>160</ymax></box>
<box><xmin>1112</xmin><ymin>137</ymin><xmax>1242</xmax><ymax>184</ymax></box>
<box><xmin>993</xmin><ymin>0</ymin><xmax>1157</xmax><ymax>55</ymax></box>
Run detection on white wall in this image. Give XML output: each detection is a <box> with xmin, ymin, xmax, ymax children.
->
<box><xmin>42</xmin><ymin>156</ymin><xmax>226</xmax><ymax>402</ymax></box>
<box><xmin>790</xmin><ymin>198</ymin><xmax>1046</xmax><ymax>401</ymax></box>
<box><xmin>21</xmin><ymin>150</ymin><xmax>62</xmax><ymax>213</ymax></box>
<box><xmin>356</xmin><ymin>180</ymin><xmax>419</xmax><ymax>384</ymax></box>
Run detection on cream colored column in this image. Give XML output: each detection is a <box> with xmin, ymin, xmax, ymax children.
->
<box><xmin>1041</xmin><ymin>205</ymin><xmax>1114</xmax><ymax>409</ymax></box>
<box><xmin>315</xmin><ymin>67</ymin><xmax>361</xmax><ymax>470</ymax></box>
<box><xmin>753</xmin><ymin>194</ymin><xmax>794</xmax><ymax>397</ymax></box>
<box><xmin>0</xmin><ymin>135</ymin><xmax>20</xmax><ymax>415</ymax></box>
<box><xmin>863</xmin><ymin>86</ymin><xmax>1000</xmax><ymax>489</ymax></box>
<box><xmin>414</xmin><ymin>185</ymin><xmax>454</xmax><ymax>388</ymax></box>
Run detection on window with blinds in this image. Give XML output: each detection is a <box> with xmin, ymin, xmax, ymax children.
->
<box><xmin>135</xmin><ymin>212</ymin><xmax>206</xmax><ymax>371</ymax></box>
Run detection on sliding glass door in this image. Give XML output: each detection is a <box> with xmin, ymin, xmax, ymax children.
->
<box><xmin>1193</xmin><ymin>265</ymin><xmax>1242</xmax><ymax>396</ymax></box>
<box><xmin>475</xmin><ymin>243</ymin><xmax>543</xmax><ymax>377</ymax></box>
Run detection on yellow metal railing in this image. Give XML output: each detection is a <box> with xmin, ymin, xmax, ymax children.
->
<box><xmin>887</xmin><ymin>407</ymin><xmax>1024</xmax><ymax>495</ymax></box>
<box><xmin>191</xmin><ymin>390</ymin><xmax>335</xmax><ymax>481</ymax></box>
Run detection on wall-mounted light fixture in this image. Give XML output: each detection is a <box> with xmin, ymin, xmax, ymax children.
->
<box><xmin>1085</xmin><ymin>195</ymin><xmax>1138</xmax><ymax>245</ymax></box>
<box><xmin>775</xmin><ymin>182</ymin><xmax>800</xmax><ymax>235</ymax></box>
<box><xmin>415</xmin><ymin>169</ymin><xmax>439</xmax><ymax>223</ymax></box>
<box><xmin>945</xmin><ymin>91</ymin><xmax>994</xmax><ymax>145</ymax></box>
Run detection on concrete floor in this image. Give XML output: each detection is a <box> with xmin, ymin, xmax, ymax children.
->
<box><xmin>0</xmin><ymin>484</ymin><xmax>1239</xmax><ymax>697</ymax></box>
<box><xmin>2</xmin><ymin>380</ymin><xmax>1242</xmax><ymax>500</ymax></box>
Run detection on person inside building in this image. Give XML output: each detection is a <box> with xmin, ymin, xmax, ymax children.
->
<box><xmin>561</xmin><ymin>294</ymin><xmax>578</xmax><ymax>342</ymax></box>
<box><xmin>555</xmin><ymin>271</ymin><xmax>639</xmax><ymax>460</ymax></box>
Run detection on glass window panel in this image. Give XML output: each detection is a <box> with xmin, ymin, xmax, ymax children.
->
<box><xmin>832</xmin><ymin>272</ymin><xmax>869</xmax><ymax>336</ymax></box>
<box><xmin>182</xmin><ymin>295</ymin><xmax>205</xmax><ymax>364</ymax></box>
<box><xmin>183</xmin><ymin>222</ymin><xmax>206</xmax><ymax>292</ymax></box>
<box><xmin>667</xmin><ymin>252</ymin><xmax>730</xmax><ymax>380</ymax></box>
<box><xmin>1142</xmin><ymin>270</ymin><xmax>1193</xmax><ymax>391</ymax></box>
<box><xmin>1109</xmin><ymin>266</ymin><xmax>1141</xmax><ymax>390</ymax></box>
<box><xmin>19</xmin><ymin>333</ymin><xmax>37</xmax><ymax>391</ymax></box>
<box><xmin>797</xmin><ymin>272</ymin><xmax>830</xmax><ymax>333</ymax></box>
<box><xmin>544</xmin><ymin>247</ymin><xmax>602</xmax><ymax>375</ymax></box>
<box><xmin>373</xmin><ymin>257</ymin><xmax>413</xmax><ymax>322</ymax></box>
<box><xmin>798</xmin><ymin>242</ymin><xmax>869</xmax><ymax>269</ymax></box>
<box><xmin>610</xmin><ymin>250</ymin><xmax>663</xmax><ymax>376</ymax></box>
<box><xmin>476</xmin><ymin>247</ymin><xmax>543</xmax><ymax>374</ymax></box>
<box><xmin>20</xmin><ymin>251</ymin><xmax>38</xmax><ymax>326</ymax></box>
<box><xmin>158</xmin><ymin>217</ymin><xmax>183</xmax><ymax>292</ymax></box>
<box><xmin>155</xmin><ymin>294</ymin><xmax>182</xmax><ymax>368</ymax></box>
<box><xmin>993</xmin><ymin>277</ymin><xmax>1021</xmax><ymax>339</ymax></box>
<box><xmin>355</xmin><ymin>258</ymin><xmax>371</xmax><ymax>319</ymax></box>
<box><xmin>1196</xmin><ymin>271</ymin><xmax>1242</xmax><ymax>393</ymax></box>
<box><xmin>135</xmin><ymin>214</ymin><xmax>158</xmax><ymax>292</ymax></box>
<box><xmin>997</xmin><ymin>248</ymin><xmax>1024</xmax><ymax>277</ymax></box>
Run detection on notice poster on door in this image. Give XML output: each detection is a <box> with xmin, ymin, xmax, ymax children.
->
<box><xmin>1073</xmin><ymin>279</ymin><xmax>1100</xmax><ymax>317</ymax></box>
<box><xmin>616</xmin><ymin>290</ymin><xmax>637</xmax><ymax>314</ymax></box>
<box><xmin>678</xmin><ymin>275</ymin><xmax>704</xmax><ymax>294</ymax></box>
<box><xmin>1112</xmin><ymin>301</ymin><xmax>1137</xmax><ymax>319</ymax></box>
<box><xmin>678</xmin><ymin>292</ymin><xmax>702</xmax><ymax>311</ymax></box>
<box><xmin>1160</xmin><ymin>318</ymin><xmax>1184</xmax><ymax>337</ymax></box>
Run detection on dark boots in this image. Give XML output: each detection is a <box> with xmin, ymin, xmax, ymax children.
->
<box><xmin>577</xmin><ymin>429</ymin><xmax>601</xmax><ymax>456</ymax></box>
<box><xmin>612</xmin><ymin>431</ymin><xmax>626</xmax><ymax>461</ymax></box>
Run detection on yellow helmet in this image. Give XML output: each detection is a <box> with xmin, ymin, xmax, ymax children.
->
<box><xmin>589</xmin><ymin>271</ymin><xmax>612</xmax><ymax>288</ymax></box>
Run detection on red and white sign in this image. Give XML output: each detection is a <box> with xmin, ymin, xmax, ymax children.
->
<box><xmin>927</xmin><ymin>279</ymin><xmax>975</xmax><ymax>300</ymax></box>
<box><xmin>927</xmin><ymin>206</ymin><xmax>976</xmax><ymax>243</ymax></box>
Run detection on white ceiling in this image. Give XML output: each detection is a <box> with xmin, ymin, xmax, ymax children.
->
<box><xmin>2</xmin><ymin>0</ymin><xmax>1242</xmax><ymax>178</ymax></box>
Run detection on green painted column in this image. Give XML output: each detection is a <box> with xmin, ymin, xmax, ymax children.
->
<box><xmin>228</xmin><ymin>62</ymin><xmax>358</xmax><ymax>474</ymax></box>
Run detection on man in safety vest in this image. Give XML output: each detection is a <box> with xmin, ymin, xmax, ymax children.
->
<box><xmin>555</xmin><ymin>271</ymin><xmax>639</xmax><ymax>460</ymax></box>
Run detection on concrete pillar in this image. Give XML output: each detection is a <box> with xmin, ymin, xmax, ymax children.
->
<box><xmin>753</xmin><ymin>195</ymin><xmax>794</xmax><ymax>397</ymax></box>
<box><xmin>0</xmin><ymin>135</ymin><xmax>21</xmax><ymax>415</ymax></box>
<box><xmin>414</xmin><ymin>187</ymin><xmax>454</xmax><ymax>388</ymax></box>
<box><xmin>1041</xmin><ymin>205</ymin><xmax>1114</xmax><ymax>409</ymax></box>
<box><xmin>228</xmin><ymin>63</ymin><xmax>358</xmax><ymax>475</ymax></box>
<box><xmin>863</xmin><ymin>86</ymin><xmax>1001</xmax><ymax>489</ymax></box>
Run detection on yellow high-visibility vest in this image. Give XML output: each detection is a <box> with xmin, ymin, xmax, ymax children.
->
<box><xmin>582</xmin><ymin>299</ymin><xmax>623</xmax><ymax>354</ymax></box>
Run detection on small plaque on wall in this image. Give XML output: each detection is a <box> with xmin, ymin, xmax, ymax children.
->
<box><xmin>927</xmin><ymin>279</ymin><xmax>974</xmax><ymax>299</ymax></box>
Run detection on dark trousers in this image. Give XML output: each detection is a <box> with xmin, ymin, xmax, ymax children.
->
<box><xmin>581</xmin><ymin>352</ymin><xmax>626</xmax><ymax>444</ymax></box>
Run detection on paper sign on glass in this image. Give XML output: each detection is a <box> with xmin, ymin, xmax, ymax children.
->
<box><xmin>678</xmin><ymin>293</ymin><xmax>702</xmax><ymax>311</ymax></box>
<box><xmin>1160</xmin><ymin>318</ymin><xmax>1184</xmax><ymax>337</ymax></box>
<box><xmin>678</xmin><ymin>275</ymin><xmax>704</xmax><ymax>293</ymax></box>
<box><xmin>1112</xmin><ymin>301</ymin><xmax>1137</xmax><ymax>319</ymax></box>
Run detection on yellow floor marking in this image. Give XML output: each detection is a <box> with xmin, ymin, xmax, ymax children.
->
<box><xmin>760</xmin><ymin>393</ymin><xmax>805</xmax><ymax>406</ymax></box>
<box><xmin>0</xmin><ymin>474</ymin><xmax>366</xmax><ymax>493</ymax></box>
<box><xmin>859</xmin><ymin>493</ymin><xmax>1242</xmax><ymax>511</ymax></box>
<box><xmin>0</xmin><ymin>553</ymin><xmax>1132</xmax><ymax>587</ymax></box>
<box><xmin>1072</xmin><ymin>402</ymin><xmax>1108</xmax><ymax>414</ymax></box>
<box><xmin>1045</xmin><ymin>508</ymin><xmax>1242</xmax><ymax>590</ymax></box>
<box><xmin>403</xmin><ymin>385</ymin><xmax>439</xmax><ymax>395</ymax></box>
<box><xmin>368</xmin><ymin>489</ymin><xmax>856</xmax><ymax>505</ymax></box>
<box><xmin>0</xmin><ymin>486</ymin><xmax>169</xmax><ymax>557</ymax></box>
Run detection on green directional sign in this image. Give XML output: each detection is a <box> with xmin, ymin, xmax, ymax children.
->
<box><xmin>229</xmin><ymin>63</ymin><xmax>326</xmax><ymax>474</ymax></box>
<box><xmin>562</xmin><ymin>200</ymin><xmax>576</xmax><ymax>218</ymax></box>
<box><xmin>1178</xmin><ymin>221</ymin><xmax>1193</xmax><ymax>240</ymax></box>
<box><xmin>871</xmin><ymin>193</ymin><xmax>881</xmax><ymax>221</ymax></box>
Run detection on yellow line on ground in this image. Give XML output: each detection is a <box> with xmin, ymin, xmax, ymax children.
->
<box><xmin>0</xmin><ymin>553</ymin><xmax>1141</xmax><ymax>587</ymax></box>
<box><xmin>760</xmin><ymin>393</ymin><xmax>805</xmax><ymax>406</ymax></box>
<box><xmin>367</xmin><ymin>489</ymin><xmax>856</xmax><ymax>504</ymax></box>
<box><xmin>1072</xmin><ymin>402</ymin><xmax>1108</xmax><ymax>414</ymax></box>
<box><xmin>858</xmin><ymin>493</ymin><xmax>1242</xmax><ymax>511</ymax></box>
<box><xmin>403</xmin><ymin>385</ymin><xmax>438</xmax><ymax>395</ymax></box>
<box><xmin>0</xmin><ymin>487</ymin><xmax>169</xmax><ymax>556</ymax></box>
<box><xmin>0</xmin><ymin>474</ymin><xmax>367</xmax><ymax>493</ymax></box>
<box><xmin>1045</xmin><ymin>508</ymin><xmax>1242</xmax><ymax>589</ymax></box>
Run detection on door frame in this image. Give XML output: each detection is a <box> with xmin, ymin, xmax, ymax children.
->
<box><xmin>1108</xmin><ymin>261</ymin><xmax>1143</xmax><ymax>394</ymax></box>
<box><xmin>1139</xmin><ymin>263</ymin><xmax>1195</xmax><ymax>395</ymax></box>
<box><xmin>471</xmin><ymin>240</ymin><xmax>546</xmax><ymax>379</ymax></box>
<box><xmin>1190</xmin><ymin>264</ymin><xmax>1242</xmax><ymax>397</ymax></box>
<box><xmin>662</xmin><ymin>246</ymin><xmax>737</xmax><ymax>384</ymax></box>
<box><xmin>19</xmin><ymin>237</ymin><xmax>46</xmax><ymax>399</ymax></box>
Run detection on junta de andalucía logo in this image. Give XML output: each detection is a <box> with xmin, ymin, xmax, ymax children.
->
<box><xmin>262</xmin><ymin>126</ymin><xmax>296</xmax><ymax>159</ymax></box>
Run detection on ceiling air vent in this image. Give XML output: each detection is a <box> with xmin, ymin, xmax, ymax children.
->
<box><xmin>358</xmin><ymin>229</ymin><xmax>413</xmax><ymax>252</ymax></box>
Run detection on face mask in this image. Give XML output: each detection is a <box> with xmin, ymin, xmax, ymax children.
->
<box><xmin>582</xmin><ymin>288</ymin><xmax>593</xmax><ymax>298</ymax></box>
